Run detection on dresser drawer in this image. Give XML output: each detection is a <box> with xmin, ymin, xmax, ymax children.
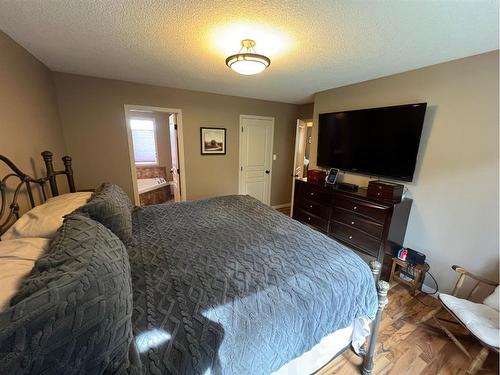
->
<box><xmin>330</xmin><ymin>221</ymin><xmax>381</xmax><ymax>256</ymax></box>
<box><xmin>366</xmin><ymin>188</ymin><xmax>398</xmax><ymax>201</ymax></box>
<box><xmin>297</xmin><ymin>199</ymin><xmax>332</xmax><ymax>219</ymax></box>
<box><xmin>333</xmin><ymin>196</ymin><xmax>388</xmax><ymax>223</ymax></box>
<box><xmin>299</xmin><ymin>183</ymin><xmax>333</xmax><ymax>204</ymax></box>
<box><xmin>294</xmin><ymin>209</ymin><xmax>329</xmax><ymax>232</ymax></box>
<box><xmin>367</xmin><ymin>180</ymin><xmax>404</xmax><ymax>203</ymax></box>
<box><xmin>333</xmin><ymin>208</ymin><xmax>384</xmax><ymax>239</ymax></box>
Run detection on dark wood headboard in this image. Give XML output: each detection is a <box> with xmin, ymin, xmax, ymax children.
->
<box><xmin>0</xmin><ymin>151</ymin><xmax>76</xmax><ymax>235</ymax></box>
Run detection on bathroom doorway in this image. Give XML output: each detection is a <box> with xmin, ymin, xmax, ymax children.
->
<box><xmin>124</xmin><ymin>105</ymin><xmax>186</xmax><ymax>206</ymax></box>
<box><xmin>290</xmin><ymin>119</ymin><xmax>313</xmax><ymax>216</ymax></box>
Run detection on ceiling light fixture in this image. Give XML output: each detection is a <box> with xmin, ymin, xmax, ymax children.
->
<box><xmin>225</xmin><ymin>39</ymin><xmax>271</xmax><ymax>75</ymax></box>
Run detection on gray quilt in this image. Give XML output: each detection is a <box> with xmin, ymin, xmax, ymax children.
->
<box><xmin>0</xmin><ymin>213</ymin><xmax>139</xmax><ymax>374</ymax></box>
<box><xmin>128</xmin><ymin>195</ymin><xmax>377</xmax><ymax>375</ymax></box>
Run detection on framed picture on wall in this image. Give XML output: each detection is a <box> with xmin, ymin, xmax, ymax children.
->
<box><xmin>200</xmin><ymin>127</ymin><xmax>226</xmax><ymax>155</ymax></box>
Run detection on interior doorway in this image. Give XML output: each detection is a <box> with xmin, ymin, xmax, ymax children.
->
<box><xmin>238</xmin><ymin>115</ymin><xmax>275</xmax><ymax>205</ymax></box>
<box><xmin>124</xmin><ymin>105</ymin><xmax>186</xmax><ymax>206</ymax></box>
<box><xmin>290</xmin><ymin>119</ymin><xmax>313</xmax><ymax>216</ymax></box>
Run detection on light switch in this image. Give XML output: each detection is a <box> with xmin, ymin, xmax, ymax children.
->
<box><xmin>273</xmin><ymin>154</ymin><xmax>277</xmax><ymax>160</ymax></box>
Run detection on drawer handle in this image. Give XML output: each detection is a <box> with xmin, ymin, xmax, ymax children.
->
<box><xmin>310</xmin><ymin>192</ymin><xmax>314</xmax><ymax>196</ymax></box>
<box><xmin>378</xmin><ymin>186</ymin><xmax>382</xmax><ymax>190</ymax></box>
<box><xmin>353</xmin><ymin>206</ymin><xmax>357</xmax><ymax>210</ymax></box>
<box><xmin>348</xmin><ymin>235</ymin><xmax>353</xmax><ymax>239</ymax></box>
<box><xmin>309</xmin><ymin>205</ymin><xmax>313</xmax><ymax>208</ymax></box>
<box><xmin>377</xmin><ymin>192</ymin><xmax>381</xmax><ymax>196</ymax></box>
<box><xmin>307</xmin><ymin>217</ymin><xmax>311</xmax><ymax>221</ymax></box>
<box><xmin>351</xmin><ymin>221</ymin><xmax>355</xmax><ymax>225</ymax></box>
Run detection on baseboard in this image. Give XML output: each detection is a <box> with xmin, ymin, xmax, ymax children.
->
<box><xmin>272</xmin><ymin>203</ymin><xmax>291</xmax><ymax>209</ymax></box>
<box><xmin>421</xmin><ymin>283</ymin><xmax>439</xmax><ymax>298</ymax></box>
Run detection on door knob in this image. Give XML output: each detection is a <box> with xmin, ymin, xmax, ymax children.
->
<box><xmin>265</xmin><ymin>170</ymin><xmax>270</xmax><ymax>174</ymax></box>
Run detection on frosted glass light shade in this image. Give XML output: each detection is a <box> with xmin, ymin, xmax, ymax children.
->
<box><xmin>225</xmin><ymin>53</ymin><xmax>271</xmax><ymax>75</ymax></box>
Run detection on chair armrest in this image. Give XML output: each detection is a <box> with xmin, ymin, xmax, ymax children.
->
<box><xmin>452</xmin><ymin>265</ymin><xmax>499</xmax><ymax>287</ymax></box>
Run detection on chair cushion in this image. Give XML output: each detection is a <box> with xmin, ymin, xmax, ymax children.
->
<box><xmin>484</xmin><ymin>286</ymin><xmax>500</xmax><ymax>311</ymax></box>
<box><xmin>440</xmin><ymin>293</ymin><xmax>499</xmax><ymax>348</ymax></box>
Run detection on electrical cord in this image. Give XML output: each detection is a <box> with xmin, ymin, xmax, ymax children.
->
<box><xmin>425</xmin><ymin>269</ymin><xmax>439</xmax><ymax>295</ymax></box>
<box><xmin>413</xmin><ymin>266</ymin><xmax>440</xmax><ymax>307</ymax></box>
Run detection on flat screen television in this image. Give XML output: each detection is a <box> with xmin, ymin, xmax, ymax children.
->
<box><xmin>317</xmin><ymin>103</ymin><xmax>427</xmax><ymax>182</ymax></box>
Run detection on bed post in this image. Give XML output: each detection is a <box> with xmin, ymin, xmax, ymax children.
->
<box><xmin>369</xmin><ymin>260</ymin><xmax>381</xmax><ymax>283</ymax></box>
<box><xmin>62</xmin><ymin>156</ymin><xmax>76</xmax><ymax>193</ymax></box>
<box><xmin>42</xmin><ymin>151</ymin><xmax>58</xmax><ymax>196</ymax></box>
<box><xmin>361</xmin><ymin>261</ymin><xmax>389</xmax><ymax>375</ymax></box>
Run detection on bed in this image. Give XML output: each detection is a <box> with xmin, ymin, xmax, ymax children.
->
<box><xmin>0</xmin><ymin>151</ymin><xmax>389</xmax><ymax>375</ymax></box>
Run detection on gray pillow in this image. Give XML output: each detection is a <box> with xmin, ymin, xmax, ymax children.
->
<box><xmin>78</xmin><ymin>183</ymin><xmax>134</xmax><ymax>245</ymax></box>
<box><xmin>0</xmin><ymin>213</ymin><xmax>140</xmax><ymax>374</ymax></box>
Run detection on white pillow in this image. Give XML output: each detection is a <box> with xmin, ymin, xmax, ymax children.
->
<box><xmin>0</xmin><ymin>237</ymin><xmax>51</xmax><ymax>312</ymax></box>
<box><xmin>484</xmin><ymin>286</ymin><xmax>500</xmax><ymax>312</ymax></box>
<box><xmin>1</xmin><ymin>192</ymin><xmax>92</xmax><ymax>240</ymax></box>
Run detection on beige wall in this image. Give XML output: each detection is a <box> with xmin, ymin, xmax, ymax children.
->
<box><xmin>311</xmin><ymin>51</ymin><xmax>499</xmax><ymax>292</ymax></box>
<box><xmin>54</xmin><ymin>73</ymin><xmax>299</xmax><ymax>205</ymax></box>
<box><xmin>298</xmin><ymin>103</ymin><xmax>314</xmax><ymax>120</ymax></box>
<box><xmin>0</xmin><ymin>31</ymin><xmax>66</xmax><ymax>214</ymax></box>
<box><xmin>154</xmin><ymin>111</ymin><xmax>172</xmax><ymax>176</ymax></box>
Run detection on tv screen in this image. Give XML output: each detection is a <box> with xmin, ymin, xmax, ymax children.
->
<box><xmin>317</xmin><ymin>103</ymin><xmax>427</xmax><ymax>182</ymax></box>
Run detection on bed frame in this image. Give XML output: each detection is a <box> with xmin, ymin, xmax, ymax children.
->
<box><xmin>0</xmin><ymin>150</ymin><xmax>389</xmax><ymax>375</ymax></box>
<box><xmin>361</xmin><ymin>261</ymin><xmax>390</xmax><ymax>375</ymax></box>
<box><xmin>0</xmin><ymin>151</ymin><xmax>75</xmax><ymax>236</ymax></box>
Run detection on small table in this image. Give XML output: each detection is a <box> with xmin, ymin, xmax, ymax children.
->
<box><xmin>389</xmin><ymin>257</ymin><xmax>429</xmax><ymax>296</ymax></box>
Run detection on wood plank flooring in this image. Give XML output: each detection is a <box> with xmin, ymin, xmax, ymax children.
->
<box><xmin>317</xmin><ymin>285</ymin><xmax>499</xmax><ymax>375</ymax></box>
<box><xmin>275</xmin><ymin>205</ymin><xmax>498</xmax><ymax>374</ymax></box>
<box><xmin>276</xmin><ymin>206</ymin><xmax>291</xmax><ymax>216</ymax></box>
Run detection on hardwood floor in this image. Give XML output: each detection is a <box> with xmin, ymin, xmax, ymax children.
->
<box><xmin>277</xmin><ymin>205</ymin><xmax>498</xmax><ymax>374</ymax></box>
<box><xmin>318</xmin><ymin>285</ymin><xmax>499</xmax><ymax>375</ymax></box>
<box><xmin>276</xmin><ymin>206</ymin><xmax>291</xmax><ymax>216</ymax></box>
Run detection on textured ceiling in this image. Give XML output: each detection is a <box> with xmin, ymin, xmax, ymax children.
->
<box><xmin>0</xmin><ymin>0</ymin><xmax>498</xmax><ymax>104</ymax></box>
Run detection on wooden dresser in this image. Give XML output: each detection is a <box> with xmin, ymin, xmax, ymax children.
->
<box><xmin>293</xmin><ymin>179</ymin><xmax>412</xmax><ymax>280</ymax></box>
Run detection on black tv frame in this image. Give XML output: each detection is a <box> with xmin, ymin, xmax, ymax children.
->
<box><xmin>317</xmin><ymin>102</ymin><xmax>427</xmax><ymax>182</ymax></box>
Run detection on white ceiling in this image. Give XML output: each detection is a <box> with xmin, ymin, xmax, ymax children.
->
<box><xmin>0</xmin><ymin>0</ymin><xmax>498</xmax><ymax>104</ymax></box>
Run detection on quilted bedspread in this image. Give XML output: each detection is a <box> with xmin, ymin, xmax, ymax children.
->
<box><xmin>128</xmin><ymin>195</ymin><xmax>377</xmax><ymax>375</ymax></box>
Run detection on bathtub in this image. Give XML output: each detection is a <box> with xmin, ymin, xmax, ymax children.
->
<box><xmin>137</xmin><ymin>177</ymin><xmax>171</xmax><ymax>194</ymax></box>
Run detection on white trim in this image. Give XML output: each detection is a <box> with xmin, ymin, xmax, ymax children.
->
<box><xmin>271</xmin><ymin>203</ymin><xmax>291</xmax><ymax>209</ymax></box>
<box><xmin>290</xmin><ymin>119</ymin><xmax>308</xmax><ymax>216</ymax></box>
<box><xmin>124</xmin><ymin>104</ymin><xmax>187</xmax><ymax>205</ymax></box>
<box><xmin>239</xmin><ymin>114</ymin><xmax>275</xmax><ymax>205</ymax></box>
<box><xmin>421</xmin><ymin>283</ymin><xmax>439</xmax><ymax>298</ymax></box>
<box><xmin>135</xmin><ymin>162</ymin><xmax>160</xmax><ymax>166</ymax></box>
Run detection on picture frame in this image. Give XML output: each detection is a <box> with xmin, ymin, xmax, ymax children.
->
<box><xmin>200</xmin><ymin>127</ymin><xmax>226</xmax><ymax>155</ymax></box>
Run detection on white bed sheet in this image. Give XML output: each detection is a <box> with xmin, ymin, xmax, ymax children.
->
<box><xmin>272</xmin><ymin>317</ymin><xmax>371</xmax><ymax>375</ymax></box>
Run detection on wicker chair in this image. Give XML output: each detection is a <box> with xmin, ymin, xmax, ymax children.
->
<box><xmin>431</xmin><ymin>265</ymin><xmax>499</xmax><ymax>374</ymax></box>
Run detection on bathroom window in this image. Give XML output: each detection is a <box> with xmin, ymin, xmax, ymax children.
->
<box><xmin>130</xmin><ymin>118</ymin><xmax>158</xmax><ymax>165</ymax></box>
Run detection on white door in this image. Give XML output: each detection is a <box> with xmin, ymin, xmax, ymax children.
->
<box><xmin>169</xmin><ymin>114</ymin><xmax>181</xmax><ymax>202</ymax></box>
<box><xmin>290</xmin><ymin>120</ymin><xmax>307</xmax><ymax>216</ymax></box>
<box><xmin>239</xmin><ymin>115</ymin><xmax>274</xmax><ymax>205</ymax></box>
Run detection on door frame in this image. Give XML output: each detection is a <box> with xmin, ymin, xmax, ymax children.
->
<box><xmin>238</xmin><ymin>114</ymin><xmax>275</xmax><ymax>205</ymax></box>
<box><xmin>290</xmin><ymin>119</ymin><xmax>307</xmax><ymax>216</ymax></box>
<box><xmin>290</xmin><ymin>118</ymin><xmax>314</xmax><ymax>216</ymax></box>
<box><xmin>124</xmin><ymin>104</ymin><xmax>187</xmax><ymax>205</ymax></box>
